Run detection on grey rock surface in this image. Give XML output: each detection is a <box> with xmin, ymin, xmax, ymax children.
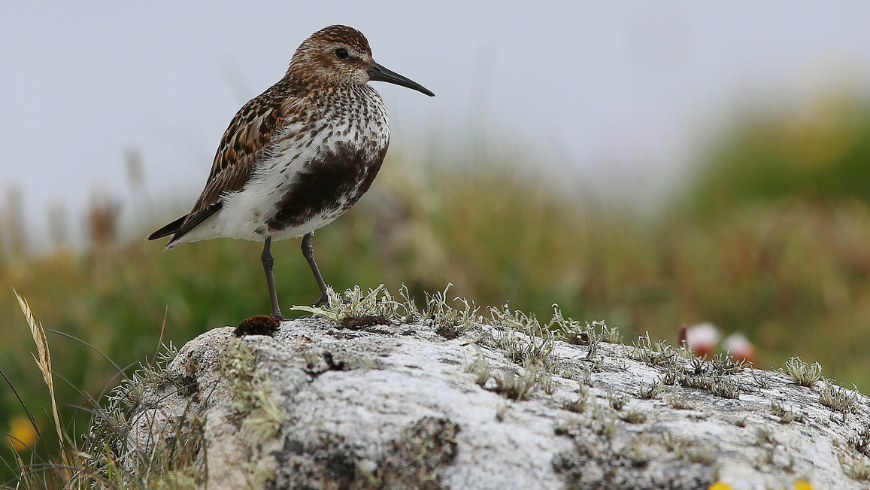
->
<box><xmin>120</xmin><ymin>316</ymin><xmax>870</xmax><ymax>490</ymax></box>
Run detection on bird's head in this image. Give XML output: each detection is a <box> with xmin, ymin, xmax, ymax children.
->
<box><xmin>288</xmin><ymin>25</ymin><xmax>434</xmax><ymax>97</ymax></box>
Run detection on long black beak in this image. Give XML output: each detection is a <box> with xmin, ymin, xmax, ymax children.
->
<box><xmin>368</xmin><ymin>61</ymin><xmax>434</xmax><ymax>97</ymax></box>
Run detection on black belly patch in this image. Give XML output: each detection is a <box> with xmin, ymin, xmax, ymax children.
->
<box><xmin>265</xmin><ymin>142</ymin><xmax>388</xmax><ymax>231</ymax></box>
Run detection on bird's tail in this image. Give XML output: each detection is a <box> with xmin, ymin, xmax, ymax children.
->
<box><xmin>146</xmin><ymin>214</ymin><xmax>187</xmax><ymax>241</ymax></box>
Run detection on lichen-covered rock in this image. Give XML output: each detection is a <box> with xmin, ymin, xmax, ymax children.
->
<box><xmin>115</xmin><ymin>314</ymin><xmax>870</xmax><ymax>490</ymax></box>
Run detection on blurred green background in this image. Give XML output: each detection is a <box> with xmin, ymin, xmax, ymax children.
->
<box><xmin>4</xmin><ymin>91</ymin><xmax>870</xmax><ymax>476</ymax></box>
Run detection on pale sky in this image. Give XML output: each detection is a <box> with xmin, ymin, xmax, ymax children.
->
<box><xmin>4</xmin><ymin>1</ymin><xmax>870</xmax><ymax>246</ymax></box>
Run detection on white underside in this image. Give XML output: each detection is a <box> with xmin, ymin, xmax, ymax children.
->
<box><xmin>166</xmin><ymin>147</ymin><xmax>354</xmax><ymax>249</ymax></box>
<box><xmin>165</xmin><ymin>195</ymin><xmax>341</xmax><ymax>249</ymax></box>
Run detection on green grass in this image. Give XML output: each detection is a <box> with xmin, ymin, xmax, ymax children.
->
<box><xmin>683</xmin><ymin>93</ymin><xmax>870</xmax><ymax>219</ymax></box>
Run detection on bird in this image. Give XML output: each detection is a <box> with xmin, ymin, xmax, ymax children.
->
<box><xmin>147</xmin><ymin>25</ymin><xmax>434</xmax><ymax>319</ymax></box>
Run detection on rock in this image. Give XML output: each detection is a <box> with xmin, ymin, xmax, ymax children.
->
<box><xmin>90</xmin><ymin>293</ymin><xmax>870</xmax><ymax>490</ymax></box>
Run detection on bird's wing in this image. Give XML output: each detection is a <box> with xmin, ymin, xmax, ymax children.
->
<box><xmin>170</xmin><ymin>84</ymin><xmax>304</xmax><ymax>242</ymax></box>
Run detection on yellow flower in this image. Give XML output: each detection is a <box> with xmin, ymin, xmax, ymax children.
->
<box><xmin>8</xmin><ymin>415</ymin><xmax>38</xmax><ymax>452</ymax></box>
<box><xmin>794</xmin><ymin>480</ymin><xmax>815</xmax><ymax>490</ymax></box>
<box><xmin>708</xmin><ymin>482</ymin><xmax>733</xmax><ymax>490</ymax></box>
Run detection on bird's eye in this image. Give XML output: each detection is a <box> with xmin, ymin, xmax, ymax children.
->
<box><xmin>335</xmin><ymin>48</ymin><xmax>350</xmax><ymax>60</ymax></box>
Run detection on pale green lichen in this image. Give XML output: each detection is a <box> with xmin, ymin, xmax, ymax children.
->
<box><xmin>625</xmin><ymin>436</ymin><xmax>651</xmax><ymax>465</ymax></box>
<box><xmin>492</xmin><ymin>361</ymin><xmax>549</xmax><ymax>401</ymax></box>
<box><xmin>629</xmin><ymin>333</ymin><xmax>684</xmax><ymax>371</ymax></box>
<box><xmin>749</xmin><ymin>367</ymin><xmax>771</xmax><ymax>389</ymax></box>
<box><xmin>819</xmin><ymin>380</ymin><xmax>859</xmax><ymax>414</ymax></box>
<box><xmin>354</xmin><ymin>354</ymin><xmax>383</xmax><ymax>371</ymax></box>
<box><xmin>620</xmin><ymin>407</ymin><xmax>648</xmax><ymax>424</ymax></box>
<box><xmin>638</xmin><ymin>378</ymin><xmax>663</xmax><ymax>399</ymax></box>
<box><xmin>561</xmin><ymin>387</ymin><xmax>589</xmax><ymax>413</ymax></box>
<box><xmin>770</xmin><ymin>402</ymin><xmax>802</xmax><ymax>424</ymax></box>
<box><xmin>850</xmin><ymin>427</ymin><xmax>870</xmax><ymax>457</ymax></box>
<box><xmin>590</xmin><ymin>405</ymin><xmax>620</xmax><ymax>439</ymax></box>
<box><xmin>425</xmin><ymin>284</ymin><xmax>480</xmax><ymax>338</ymax></box>
<box><xmin>839</xmin><ymin>451</ymin><xmax>870</xmax><ymax>481</ymax></box>
<box><xmin>291</xmin><ymin>284</ymin><xmax>418</xmax><ymax>324</ymax></box>
<box><xmin>221</xmin><ymin>339</ymin><xmax>283</xmax><ymax>438</ymax></box>
<box><xmin>548</xmin><ymin>306</ymin><xmax>621</xmax><ymax>345</ymax></box>
<box><xmin>464</xmin><ymin>354</ymin><xmax>492</xmax><ymax>386</ymax></box>
<box><xmin>666</xmin><ymin>385</ymin><xmax>690</xmax><ymax>410</ymax></box>
<box><xmin>607</xmin><ymin>391</ymin><xmax>628</xmax><ymax>411</ymax></box>
<box><xmin>680</xmin><ymin>374</ymin><xmax>742</xmax><ymax>399</ymax></box>
<box><xmin>241</xmin><ymin>458</ymin><xmax>278</xmax><ymax>489</ymax></box>
<box><xmin>782</xmin><ymin>356</ymin><xmax>823</xmax><ymax>387</ymax></box>
<box><xmin>303</xmin><ymin>350</ymin><xmax>321</xmax><ymax>369</ymax></box>
<box><xmin>292</xmin><ymin>283</ymin><xmax>484</xmax><ymax>341</ymax></box>
<box><xmin>660</xmin><ymin>433</ymin><xmax>715</xmax><ymax>464</ymax></box>
<box><xmin>114</xmin><ymin>344</ymin><xmax>181</xmax><ymax>408</ymax></box>
<box><xmin>710</xmin><ymin>352</ymin><xmax>747</xmax><ymax>375</ymax></box>
<box><xmin>483</xmin><ymin>305</ymin><xmax>557</xmax><ymax>372</ymax></box>
<box><xmin>540</xmin><ymin>373</ymin><xmax>558</xmax><ymax>395</ymax></box>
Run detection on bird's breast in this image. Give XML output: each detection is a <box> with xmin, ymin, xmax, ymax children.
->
<box><xmin>243</xmin><ymin>89</ymin><xmax>391</xmax><ymax>235</ymax></box>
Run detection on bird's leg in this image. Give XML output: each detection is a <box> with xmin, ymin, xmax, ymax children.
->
<box><xmin>301</xmin><ymin>232</ymin><xmax>330</xmax><ymax>307</ymax></box>
<box><xmin>261</xmin><ymin>236</ymin><xmax>284</xmax><ymax>319</ymax></box>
